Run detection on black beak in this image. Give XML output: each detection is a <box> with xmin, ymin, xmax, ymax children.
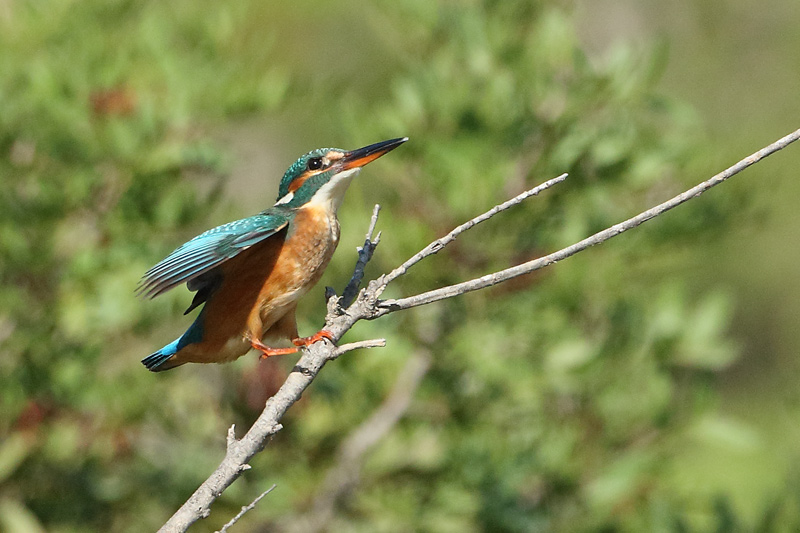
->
<box><xmin>341</xmin><ymin>137</ymin><xmax>408</xmax><ymax>170</ymax></box>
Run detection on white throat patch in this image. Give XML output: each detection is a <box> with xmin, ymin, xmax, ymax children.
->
<box><xmin>306</xmin><ymin>167</ymin><xmax>362</xmax><ymax>213</ymax></box>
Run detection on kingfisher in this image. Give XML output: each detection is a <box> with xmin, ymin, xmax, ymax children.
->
<box><xmin>138</xmin><ymin>137</ymin><xmax>407</xmax><ymax>372</ymax></box>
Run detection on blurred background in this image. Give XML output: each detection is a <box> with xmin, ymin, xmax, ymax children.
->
<box><xmin>1</xmin><ymin>0</ymin><xmax>799</xmax><ymax>531</ymax></box>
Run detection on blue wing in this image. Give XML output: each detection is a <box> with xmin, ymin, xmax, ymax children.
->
<box><xmin>137</xmin><ymin>212</ymin><xmax>290</xmax><ymax>299</ymax></box>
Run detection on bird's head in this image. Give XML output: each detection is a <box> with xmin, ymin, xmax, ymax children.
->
<box><xmin>275</xmin><ymin>137</ymin><xmax>407</xmax><ymax>211</ymax></box>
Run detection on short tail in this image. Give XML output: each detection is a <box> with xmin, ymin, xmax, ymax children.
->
<box><xmin>141</xmin><ymin>339</ymin><xmax>183</xmax><ymax>372</ymax></box>
<box><xmin>142</xmin><ymin>308</ymin><xmax>205</xmax><ymax>372</ymax></box>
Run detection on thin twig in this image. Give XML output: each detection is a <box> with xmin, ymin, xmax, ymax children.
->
<box><xmin>216</xmin><ymin>484</ymin><xmax>277</xmax><ymax>533</ymax></box>
<box><xmin>331</xmin><ymin>338</ymin><xmax>387</xmax><ymax>359</ymax></box>
<box><xmin>377</xmin><ymin>128</ymin><xmax>800</xmax><ymax>313</ymax></box>
<box><xmin>341</xmin><ymin>204</ymin><xmax>382</xmax><ymax>308</ymax></box>
<box><xmin>378</xmin><ymin>173</ymin><xmax>568</xmax><ymax>290</ymax></box>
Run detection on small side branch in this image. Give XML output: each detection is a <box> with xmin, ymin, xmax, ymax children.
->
<box><xmin>216</xmin><ymin>484</ymin><xmax>277</xmax><ymax>533</ymax></box>
<box><xmin>331</xmin><ymin>338</ymin><xmax>387</xmax><ymax>359</ymax></box>
<box><xmin>341</xmin><ymin>204</ymin><xmax>382</xmax><ymax>309</ymax></box>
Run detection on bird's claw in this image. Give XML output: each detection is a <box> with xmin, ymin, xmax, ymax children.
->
<box><xmin>251</xmin><ymin>330</ymin><xmax>334</xmax><ymax>359</ymax></box>
<box><xmin>292</xmin><ymin>329</ymin><xmax>334</xmax><ymax>348</ymax></box>
<box><xmin>251</xmin><ymin>339</ymin><xmax>299</xmax><ymax>359</ymax></box>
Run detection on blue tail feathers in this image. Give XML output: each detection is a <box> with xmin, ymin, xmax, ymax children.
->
<box><xmin>142</xmin><ymin>339</ymin><xmax>181</xmax><ymax>372</ymax></box>
<box><xmin>142</xmin><ymin>309</ymin><xmax>206</xmax><ymax>372</ymax></box>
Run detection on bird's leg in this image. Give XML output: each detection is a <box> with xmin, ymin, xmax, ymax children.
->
<box><xmin>292</xmin><ymin>329</ymin><xmax>334</xmax><ymax>348</ymax></box>
<box><xmin>251</xmin><ymin>338</ymin><xmax>299</xmax><ymax>359</ymax></box>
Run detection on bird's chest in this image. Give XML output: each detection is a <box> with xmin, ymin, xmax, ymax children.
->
<box><xmin>261</xmin><ymin>206</ymin><xmax>339</xmax><ymax>308</ymax></box>
<box><xmin>286</xmin><ymin>207</ymin><xmax>340</xmax><ymax>283</ymax></box>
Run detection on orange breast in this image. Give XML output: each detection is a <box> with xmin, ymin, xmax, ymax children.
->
<box><xmin>255</xmin><ymin>205</ymin><xmax>340</xmax><ymax>321</ymax></box>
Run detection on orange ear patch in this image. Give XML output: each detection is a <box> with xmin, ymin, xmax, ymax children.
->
<box><xmin>288</xmin><ymin>172</ymin><xmax>311</xmax><ymax>193</ymax></box>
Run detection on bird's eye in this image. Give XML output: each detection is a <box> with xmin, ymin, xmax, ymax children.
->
<box><xmin>307</xmin><ymin>157</ymin><xmax>323</xmax><ymax>171</ymax></box>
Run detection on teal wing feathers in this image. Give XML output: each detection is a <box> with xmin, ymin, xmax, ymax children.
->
<box><xmin>137</xmin><ymin>212</ymin><xmax>290</xmax><ymax>299</ymax></box>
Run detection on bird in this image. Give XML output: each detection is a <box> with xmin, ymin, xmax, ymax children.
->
<box><xmin>138</xmin><ymin>137</ymin><xmax>407</xmax><ymax>372</ymax></box>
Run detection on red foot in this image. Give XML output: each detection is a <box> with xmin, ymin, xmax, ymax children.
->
<box><xmin>292</xmin><ymin>329</ymin><xmax>334</xmax><ymax>348</ymax></box>
<box><xmin>251</xmin><ymin>339</ymin><xmax>299</xmax><ymax>359</ymax></box>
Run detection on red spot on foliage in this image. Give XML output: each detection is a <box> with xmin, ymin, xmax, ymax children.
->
<box><xmin>90</xmin><ymin>86</ymin><xmax>137</xmax><ymax>116</ymax></box>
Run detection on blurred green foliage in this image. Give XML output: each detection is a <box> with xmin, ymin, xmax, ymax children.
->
<box><xmin>0</xmin><ymin>0</ymin><xmax>797</xmax><ymax>532</ymax></box>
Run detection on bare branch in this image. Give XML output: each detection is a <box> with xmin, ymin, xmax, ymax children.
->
<box><xmin>216</xmin><ymin>484</ymin><xmax>277</xmax><ymax>533</ymax></box>
<box><xmin>377</xmin><ymin>128</ymin><xmax>800</xmax><ymax>313</ymax></box>
<box><xmin>377</xmin><ymin>173</ymin><xmax>568</xmax><ymax>290</ymax></box>
<box><xmin>158</xmin><ymin>128</ymin><xmax>800</xmax><ymax>531</ymax></box>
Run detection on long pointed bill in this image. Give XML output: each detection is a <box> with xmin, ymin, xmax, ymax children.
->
<box><xmin>341</xmin><ymin>137</ymin><xmax>408</xmax><ymax>170</ymax></box>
